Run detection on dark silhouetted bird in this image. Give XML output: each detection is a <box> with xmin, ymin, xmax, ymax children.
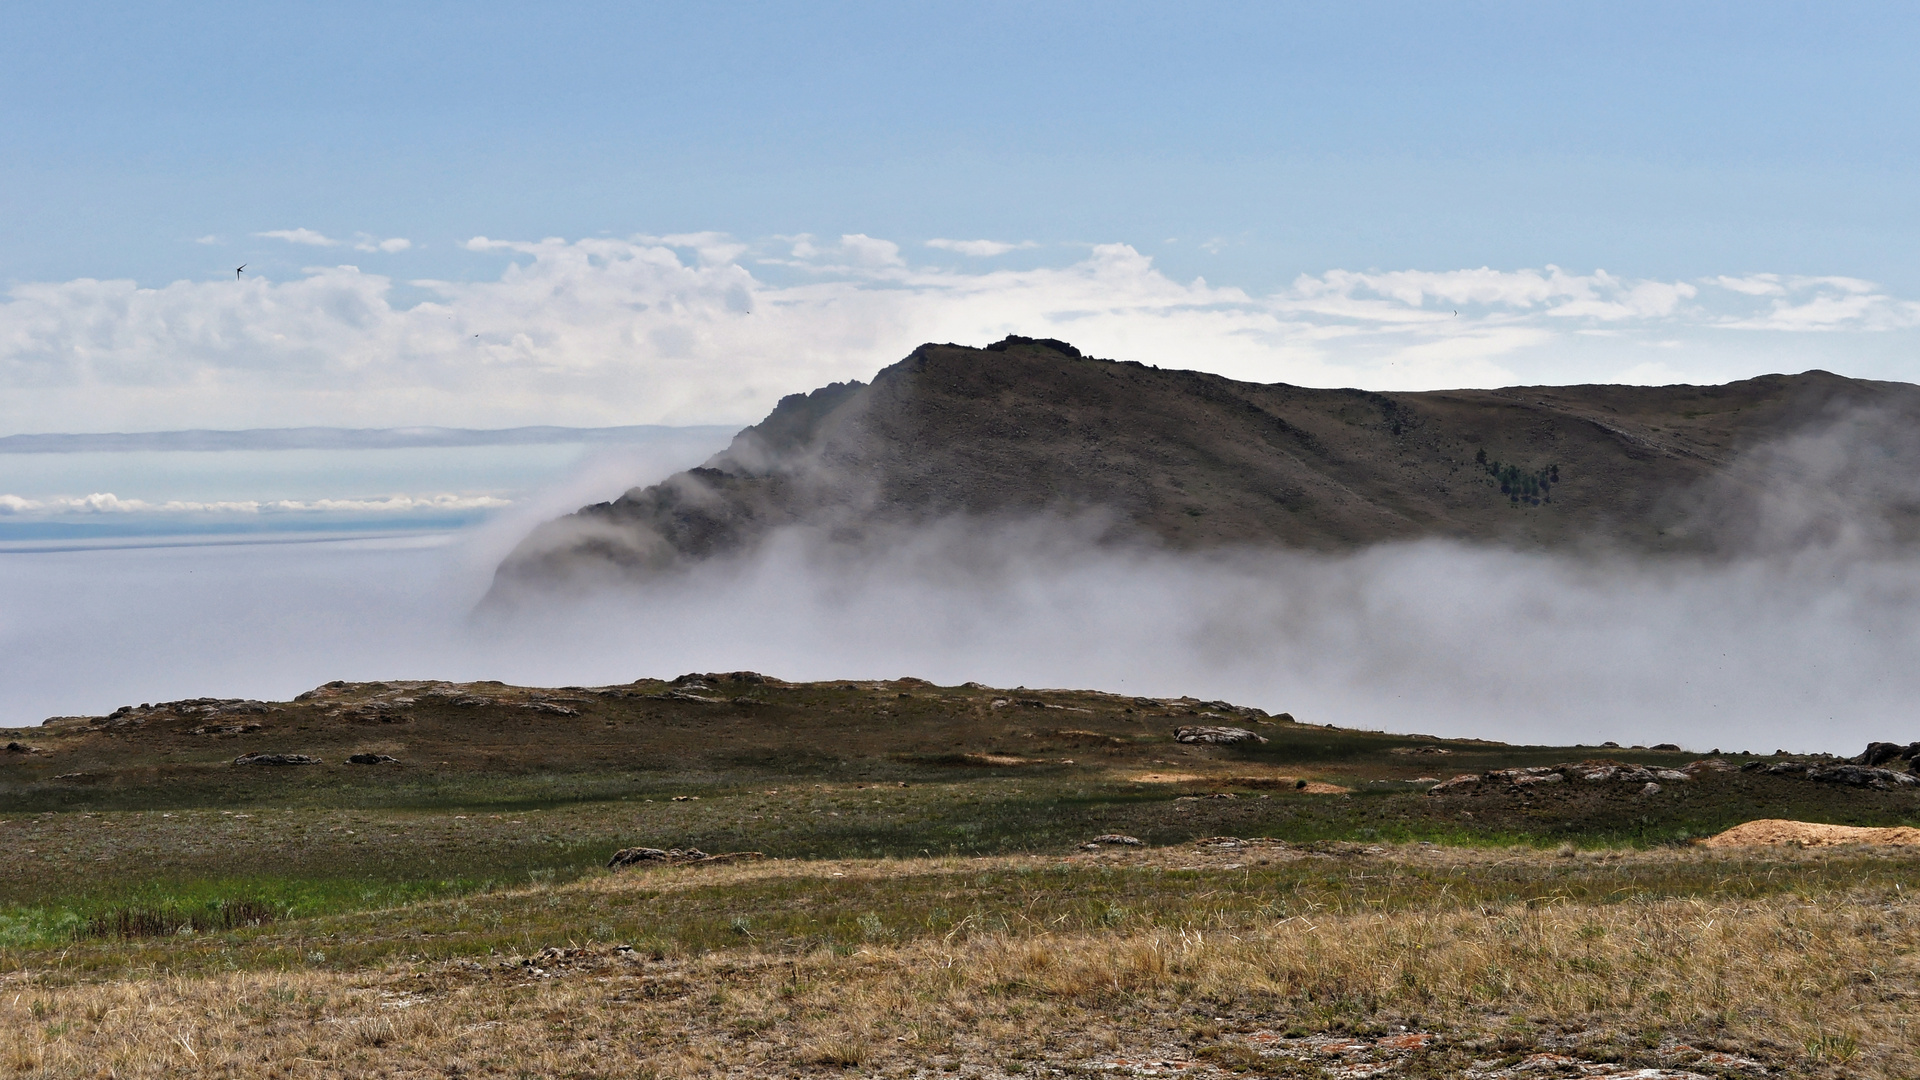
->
<box><xmin>235</xmin><ymin>265</ymin><xmax>246</xmax><ymax>279</ymax></box>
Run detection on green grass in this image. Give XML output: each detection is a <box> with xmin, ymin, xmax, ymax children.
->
<box><xmin>10</xmin><ymin>844</ymin><xmax>1920</xmax><ymax>980</ymax></box>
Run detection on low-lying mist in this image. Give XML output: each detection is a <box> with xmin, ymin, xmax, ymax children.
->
<box><xmin>5</xmin><ymin>484</ymin><xmax>1917</xmax><ymax>754</ymax></box>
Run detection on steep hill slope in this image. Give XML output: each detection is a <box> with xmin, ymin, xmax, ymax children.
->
<box><xmin>494</xmin><ymin>336</ymin><xmax>1920</xmax><ymax>590</ymax></box>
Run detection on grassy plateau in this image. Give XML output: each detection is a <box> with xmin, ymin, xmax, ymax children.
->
<box><xmin>3</xmin><ymin>673</ymin><xmax>1918</xmax><ymax>1077</ymax></box>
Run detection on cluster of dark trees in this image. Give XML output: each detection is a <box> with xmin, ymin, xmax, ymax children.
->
<box><xmin>1475</xmin><ymin>449</ymin><xmax>1559</xmax><ymax>506</ymax></box>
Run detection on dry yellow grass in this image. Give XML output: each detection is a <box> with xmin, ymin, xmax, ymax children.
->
<box><xmin>5</xmin><ymin>848</ymin><xmax>1920</xmax><ymax>1078</ymax></box>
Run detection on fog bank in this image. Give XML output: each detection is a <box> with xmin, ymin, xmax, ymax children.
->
<box><xmin>5</xmin><ymin>505</ymin><xmax>1917</xmax><ymax>754</ymax></box>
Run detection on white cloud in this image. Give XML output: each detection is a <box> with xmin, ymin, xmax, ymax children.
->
<box><xmin>835</xmin><ymin>233</ymin><xmax>904</xmax><ymax>268</ymax></box>
<box><xmin>3</xmin><ymin>234</ymin><xmax>1920</xmax><ymax>433</ymax></box>
<box><xmin>257</xmin><ymin>228</ymin><xmax>340</xmax><ymax>247</ymax></box>
<box><xmin>1286</xmin><ymin>266</ymin><xmax>1697</xmax><ymax>320</ymax></box>
<box><xmin>192</xmin><ymin>235</ymin><xmax>221</xmax><ymax>246</ymax></box>
<box><xmin>926</xmin><ymin>238</ymin><xmax>1038</xmax><ymax>257</ymax></box>
<box><xmin>655</xmin><ymin>232</ymin><xmax>750</xmax><ymax>266</ymax></box>
<box><xmin>1711</xmin><ymin>274</ymin><xmax>1786</xmax><ymax>296</ymax></box>
<box><xmin>1706</xmin><ymin>274</ymin><xmax>1920</xmax><ymax>332</ymax></box>
<box><xmin>256</xmin><ymin>228</ymin><xmax>410</xmax><ymax>253</ymax></box>
<box><xmin>782</xmin><ymin>233</ymin><xmax>905</xmax><ymax>270</ymax></box>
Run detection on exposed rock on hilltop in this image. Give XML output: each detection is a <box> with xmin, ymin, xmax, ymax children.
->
<box><xmin>493</xmin><ymin>336</ymin><xmax>1920</xmax><ymax>591</ymax></box>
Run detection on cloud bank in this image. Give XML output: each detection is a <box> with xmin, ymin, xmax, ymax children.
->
<box><xmin>4</xmin><ymin>234</ymin><xmax>1920</xmax><ymax>434</ymax></box>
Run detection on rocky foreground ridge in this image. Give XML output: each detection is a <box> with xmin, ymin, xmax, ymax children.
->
<box><xmin>492</xmin><ymin>335</ymin><xmax>1920</xmax><ymax>592</ymax></box>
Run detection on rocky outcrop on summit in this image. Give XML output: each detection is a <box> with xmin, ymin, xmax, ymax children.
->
<box><xmin>1853</xmin><ymin>740</ymin><xmax>1920</xmax><ymax>770</ymax></box>
<box><xmin>492</xmin><ymin>336</ymin><xmax>1920</xmax><ymax>592</ymax></box>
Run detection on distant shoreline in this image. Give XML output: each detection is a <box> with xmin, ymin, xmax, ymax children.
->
<box><xmin>0</xmin><ymin>424</ymin><xmax>736</xmax><ymax>454</ymax></box>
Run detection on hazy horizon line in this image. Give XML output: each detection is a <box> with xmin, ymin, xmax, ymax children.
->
<box><xmin>0</xmin><ymin>423</ymin><xmax>737</xmax><ymax>454</ymax></box>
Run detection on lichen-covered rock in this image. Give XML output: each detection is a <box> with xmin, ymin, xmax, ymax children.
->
<box><xmin>1174</xmin><ymin>725</ymin><xmax>1268</xmax><ymax>746</ymax></box>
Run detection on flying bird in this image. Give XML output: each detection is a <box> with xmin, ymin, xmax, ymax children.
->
<box><xmin>235</xmin><ymin>265</ymin><xmax>246</xmax><ymax>279</ymax></box>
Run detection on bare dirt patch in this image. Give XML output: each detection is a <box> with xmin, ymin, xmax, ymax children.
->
<box><xmin>1702</xmin><ymin>818</ymin><xmax>1920</xmax><ymax>848</ymax></box>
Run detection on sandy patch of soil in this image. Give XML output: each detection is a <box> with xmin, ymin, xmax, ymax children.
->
<box><xmin>1121</xmin><ymin>771</ymin><xmax>1350</xmax><ymax>793</ymax></box>
<box><xmin>1701</xmin><ymin>818</ymin><xmax>1920</xmax><ymax>848</ymax></box>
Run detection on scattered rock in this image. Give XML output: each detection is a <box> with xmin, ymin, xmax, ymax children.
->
<box><xmin>642</xmin><ymin>690</ymin><xmax>723</xmax><ymax>704</ymax></box>
<box><xmin>1808</xmin><ymin>764</ymin><xmax>1918</xmax><ymax>788</ymax></box>
<box><xmin>1650</xmin><ymin>742</ymin><xmax>1682</xmax><ymax>751</ymax></box>
<box><xmin>4</xmin><ymin>741</ymin><xmax>44</xmax><ymax>754</ymax></box>
<box><xmin>1083</xmin><ymin>834</ymin><xmax>1143</xmax><ymax>848</ymax></box>
<box><xmin>191</xmin><ymin>723</ymin><xmax>262</xmax><ymax>735</ymax></box>
<box><xmin>1750</xmin><ymin>759</ymin><xmax>1919</xmax><ymax>789</ymax></box>
<box><xmin>1390</xmin><ymin>745</ymin><xmax>1453</xmax><ymax>755</ymax></box>
<box><xmin>1174</xmin><ymin>725</ymin><xmax>1269</xmax><ymax>746</ymax></box>
<box><xmin>345</xmin><ymin>753</ymin><xmax>398</xmax><ymax>765</ymax></box>
<box><xmin>608</xmin><ymin>846</ymin><xmax>676</xmax><ymax>865</ymax></box>
<box><xmin>1640</xmin><ymin>781</ymin><xmax>1662</xmax><ymax>795</ymax></box>
<box><xmin>336</xmin><ymin>701</ymin><xmax>413</xmax><ymax>723</ymax></box>
<box><xmin>1429</xmin><ymin>760</ymin><xmax>1698</xmax><ymax>795</ymax></box>
<box><xmin>607</xmin><ymin>847</ymin><xmax>765</xmax><ymax>868</ymax></box>
<box><xmin>523</xmin><ymin>702</ymin><xmax>580</xmax><ymax>716</ymax></box>
<box><xmin>1192</xmin><ymin>836</ymin><xmax>1288</xmax><ymax>849</ymax></box>
<box><xmin>232</xmin><ymin>753</ymin><xmax>321</xmax><ymax>766</ymax></box>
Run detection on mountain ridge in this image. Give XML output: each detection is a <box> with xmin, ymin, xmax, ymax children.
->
<box><xmin>492</xmin><ymin>336</ymin><xmax>1920</xmax><ymax>591</ymax></box>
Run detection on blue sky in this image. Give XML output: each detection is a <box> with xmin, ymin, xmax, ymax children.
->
<box><xmin>4</xmin><ymin>2</ymin><xmax>1920</xmax><ymax>432</ymax></box>
<box><xmin>8</xmin><ymin>2</ymin><xmax>1920</xmax><ymax>742</ymax></box>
